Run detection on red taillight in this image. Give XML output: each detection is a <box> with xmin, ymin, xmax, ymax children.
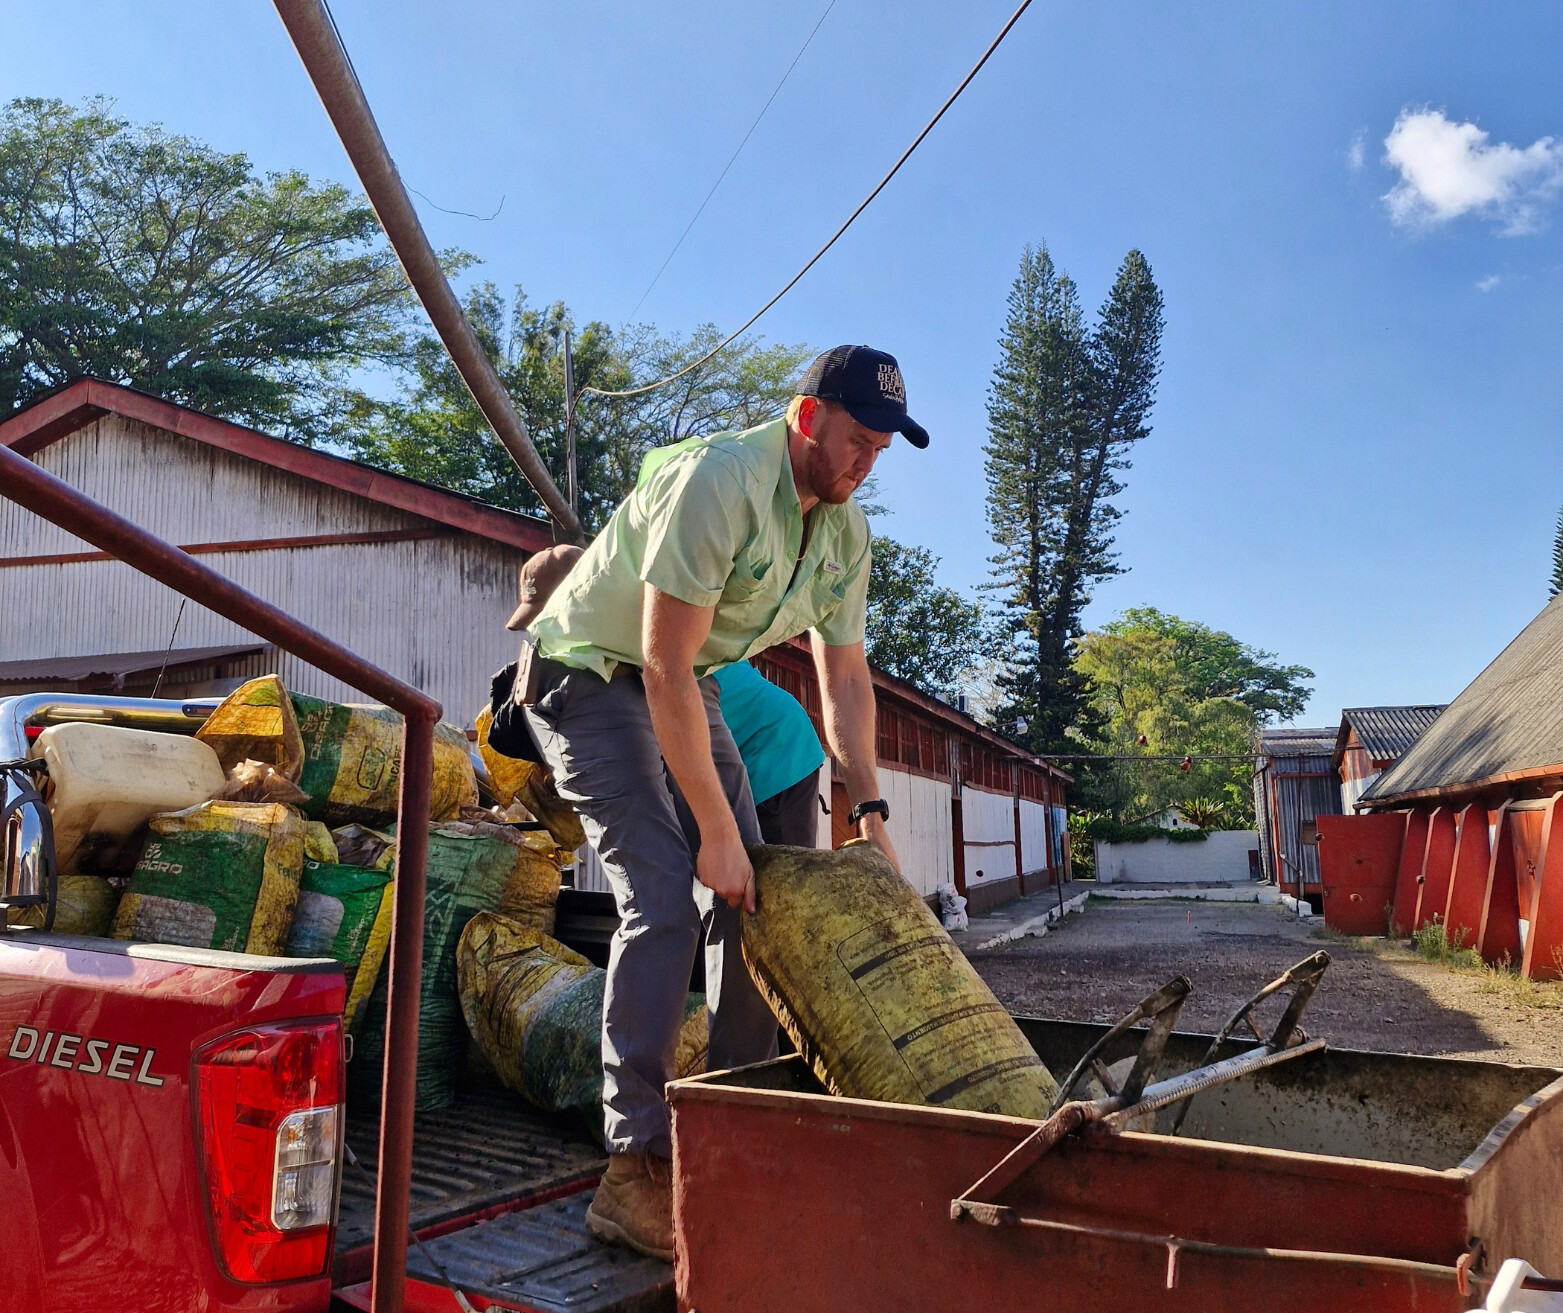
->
<box><xmin>195</xmin><ymin>1019</ymin><xmax>343</xmax><ymax>1283</ymax></box>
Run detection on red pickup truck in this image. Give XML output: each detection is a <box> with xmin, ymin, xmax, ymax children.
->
<box><xmin>0</xmin><ymin>446</ymin><xmax>661</xmax><ymax>1313</ymax></box>
<box><xmin>0</xmin><ymin>692</ymin><xmax>651</xmax><ymax>1313</ymax></box>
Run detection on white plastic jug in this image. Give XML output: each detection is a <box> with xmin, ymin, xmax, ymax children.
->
<box><xmin>33</xmin><ymin>723</ymin><xmax>225</xmax><ymax>876</ymax></box>
<box><xmin>1486</xmin><ymin>1260</ymin><xmax>1563</xmax><ymax>1312</ymax></box>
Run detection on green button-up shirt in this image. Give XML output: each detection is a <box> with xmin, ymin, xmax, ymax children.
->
<box><xmin>529</xmin><ymin>417</ymin><xmax>872</xmax><ymax>680</ymax></box>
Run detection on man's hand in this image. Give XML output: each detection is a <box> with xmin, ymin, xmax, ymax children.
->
<box><xmin>856</xmin><ymin>811</ymin><xmax>901</xmax><ymax>870</ymax></box>
<box><xmin>697</xmin><ymin>826</ymin><xmax>757</xmax><ymax>913</ymax></box>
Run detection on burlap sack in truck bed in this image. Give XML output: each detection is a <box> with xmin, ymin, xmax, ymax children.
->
<box><xmin>456</xmin><ymin>913</ymin><xmax>707</xmax><ymax>1132</ymax></box>
<box><xmin>112</xmin><ymin>801</ymin><xmax>306</xmax><ymax>955</ymax></box>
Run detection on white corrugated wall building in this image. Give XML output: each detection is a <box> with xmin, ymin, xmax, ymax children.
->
<box><xmin>0</xmin><ymin>381</ymin><xmax>547</xmax><ymax>722</ymax></box>
<box><xmin>4</xmin><ymin>380</ymin><xmax>1070</xmax><ymax>913</ymax></box>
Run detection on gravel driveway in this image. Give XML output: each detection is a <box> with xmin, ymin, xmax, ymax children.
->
<box><xmin>968</xmin><ymin>895</ymin><xmax>1563</xmax><ymax>1067</ymax></box>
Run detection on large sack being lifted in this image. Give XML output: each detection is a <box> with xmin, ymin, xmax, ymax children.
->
<box><xmin>291</xmin><ymin>692</ymin><xmax>477</xmax><ymax>826</ymax></box>
<box><xmin>742</xmin><ymin>843</ymin><xmax>1058</xmax><ymax>1119</ymax></box>
<box><xmin>113</xmin><ymin>801</ymin><xmax>306</xmax><ymax>955</ymax></box>
<box><xmin>456</xmin><ymin>913</ymin><xmax>706</xmax><ymax>1129</ymax></box>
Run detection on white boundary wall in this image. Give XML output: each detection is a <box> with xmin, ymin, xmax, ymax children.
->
<box><xmin>878</xmin><ymin>765</ymin><xmax>953</xmax><ymax>898</ymax></box>
<box><xmin>1094</xmin><ymin>830</ymin><xmax>1260</xmax><ymax>884</ymax></box>
<box><xmin>962</xmin><ymin>785</ymin><xmax>1016</xmax><ymax>888</ymax></box>
<box><xmin>1018</xmin><ymin>799</ymin><xmax>1050</xmax><ymax>875</ymax></box>
<box><xmin>574</xmin><ymin>763</ymin><xmax>914</xmax><ymax>896</ymax></box>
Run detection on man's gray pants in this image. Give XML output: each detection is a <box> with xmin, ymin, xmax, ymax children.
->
<box><xmin>524</xmin><ymin>666</ymin><xmax>778</xmax><ymax>1158</ymax></box>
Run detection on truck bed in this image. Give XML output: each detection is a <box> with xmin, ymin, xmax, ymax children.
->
<box><xmin>336</xmin><ymin>1085</ymin><xmax>675</xmax><ymax>1313</ymax></box>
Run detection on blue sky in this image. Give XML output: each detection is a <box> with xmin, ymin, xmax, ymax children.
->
<box><xmin>6</xmin><ymin>2</ymin><xmax>1561</xmax><ymax>726</ymax></box>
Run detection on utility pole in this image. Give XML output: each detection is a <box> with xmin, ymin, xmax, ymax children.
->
<box><xmin>563</xmin><ymin>329</ymin><xmax>578</xmax><ymax>524</ymax></box>
<box><xmin>272</xmin><ymin>0</ymin><xmax>583</xmax><ymax>542</ymax></box>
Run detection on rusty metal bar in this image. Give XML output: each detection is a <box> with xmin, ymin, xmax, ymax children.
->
<box><xmin>950</xmin><ymin>1207</ymin><xmax>1468</xmax><ymax>1293</ymax></box>
<box><xmin>270</xmin><ymin>0</ymin><xmax>583</xmax><ymax>543</ymax></box>
<box><xmin>372</xmin><ymin>713</ymin><xmax>433</xmax><ymax>1313</ymax></box>
<box><xmin>0</xmin><ymin>442</ymin><xmax>439</xmax><ymax>1313</ymax></box>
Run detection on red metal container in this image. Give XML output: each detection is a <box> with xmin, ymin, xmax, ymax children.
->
<box><xmin>670</xmin><ymin>1018</ymin><xmax>1563</xmax><ymax>1312</ymax></box>
<box><xmin>1318</xmin><ymin>813</ymin><xmax>1405</xmax><ymax>936</ymax></box>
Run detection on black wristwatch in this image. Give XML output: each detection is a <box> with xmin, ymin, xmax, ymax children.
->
<box><xmin>848</xmin><ymin>799</ymin><xmax>890</xmax><ymax>826</ymax></box>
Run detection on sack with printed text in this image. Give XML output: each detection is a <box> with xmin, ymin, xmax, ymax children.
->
<box><xmin>291</xmin><ymin>692</ymin><xmax>477</xmax><ymax>826</ymax></box>
<box><xmin>113</xmin><ymin>801</ymin><xmax>305</xmax><ymax>955</ymax></box>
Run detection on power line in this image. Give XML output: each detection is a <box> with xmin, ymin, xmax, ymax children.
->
<box><xmin>581</xmin><ymin>0</ymin><xmax>1037</xmax><ymax>404</ymax></box>
<box><xmin>629</xmin><ymin>0</ymin><xmax>838</xmax><ymax>321</ymax></box>
<box><xmin>409</xmin><ymin>187</ymin><xmax>504</xmax><ymax>222</ymax></box>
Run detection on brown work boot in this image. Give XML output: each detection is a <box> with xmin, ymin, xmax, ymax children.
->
<box><xmin>585</xmin><ymin>1151</ymin><xmax>674</xmax><ymax>1262</ymax></box>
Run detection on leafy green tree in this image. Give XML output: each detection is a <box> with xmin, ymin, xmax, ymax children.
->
<box><xmin>1072</xmin><ymin>607</ymin><xmax>1313</xmax><ymax>824</ymax></box>
<box><xmin>350</xmin><ymin>286</ymin><xmax>809</xmax><ymax>531</ymax></box>
<box><xmin>864</xmin><ymin>536</ymin><xmax>989</xmax><ymax>700</ymax></box>
<box><xmin>984</xmin><ymin>244</ymin><xmax>1164</xmax><ymax>752</ymax></box>
<box><xmin>0</xmin><ymin>97</ymin><xmax>411</xmax><ymax>441</ymax></box>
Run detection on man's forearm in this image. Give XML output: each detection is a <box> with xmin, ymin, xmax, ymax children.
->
<box><xmin>815</xmin><ymin>638</ymin><xmax>901</xmax><ymax>870</ymax></box>
<box><xmin>825</xmin><ymin>672</ymin><xmax>880</xmax><ymax>806</ymax></box>
<box><xmin>643</xmin><ymin>666</ymin><xmax>738</xmax><ymax>844</ymax></box>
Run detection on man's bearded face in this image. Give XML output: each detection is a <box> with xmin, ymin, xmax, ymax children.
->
<box><xmin>803</xmin><ymin>402</ymin><xmax>893</xmax><ymax>505</ymax></box>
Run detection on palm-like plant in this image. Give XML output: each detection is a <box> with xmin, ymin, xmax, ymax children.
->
<box><xmin>1176</xmin><ymin>797</ymin><xmax>1228</xmax><ymax>830</ymax></box>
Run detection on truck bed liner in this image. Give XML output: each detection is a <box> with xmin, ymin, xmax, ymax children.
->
<box><xmin>337</xmin><ymin>1087</ymin><xmax>605</xmax><ymax>1258</ymax></box>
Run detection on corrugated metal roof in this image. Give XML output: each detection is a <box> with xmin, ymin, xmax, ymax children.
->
<box><xmin>0</xmin><ymin>643</ymin><xmax>263</xmax><ymax>683</ymax></box>
<box><xmin>1363</xmin><ymin>596</ymin><xmax>1563</xmax><ymax>806</ymax></box>
<box><xmin>1259</xmin><ymin>726</ymin><xmax>1339</xmax><ymax>758</ymax></box>
<box><xmin>0</xmin><ymin>378</ymin><xmax>553</xmax><ymax>553</ymax></box>
<box><xmin>1337</xmin><ymin>705</ymin><xmax>1446</xmax><ymax>766</ymax></box>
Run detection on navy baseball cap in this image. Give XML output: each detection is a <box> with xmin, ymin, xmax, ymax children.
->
<box><xmin>797</xmin><ymin>346</ymin><xmax>929</xmax><ymax>448</ymax></box>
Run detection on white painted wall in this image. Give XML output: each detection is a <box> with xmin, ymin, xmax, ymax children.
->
<box><xmin>815</xmin><ymin>763</ymin><xmax>834</xmax><ymax>850</ymax></box>
<box><xmin>962</xmin><ymin>785</ymin><xmax>1016</xmax><ymax>888</ymax></box>
<box><xmin>1095</xmin><ymin>830</ymin><xmax>1260</xmax><ymax>884</ymax></box>
<box><xmin>879</xmin><ymin>765</ymin><xmax>953</xmax><ymax>898</ymax></box>
<box><xmin>1341</xmin><ymin>772</ymin><xmax>1379</xmax><ymax>813</ymax></box>
<box><xmin>1018</xmin><ymin>799</ymin><xmax>1051</xmax><ymax>875</ymax></box>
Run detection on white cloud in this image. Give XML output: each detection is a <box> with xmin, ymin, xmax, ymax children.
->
<box><xmin>1382</xmin><ymin>108</ymin><xmax>1563</xmax><ymax>234</ymax></box>
<box><xmin>1347</xmin><ymin>129</ymin><xmax>1366</xmax><ymax>172</ymax></box>
<box><xmin>1476</xmin><ymin>275</ymin><xmax>1501</xmax><ymax>292</ymax></box>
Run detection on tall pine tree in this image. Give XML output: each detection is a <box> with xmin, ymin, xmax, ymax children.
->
<box><xmin>1551</xmin><ymin>504</ymin><xmax>1563</xmax><ymax>598</ymax></box>
<box><xmin>984</xmin><ymin>245</ymin><xmax>1164</xmax><ymax>752</ymax></box>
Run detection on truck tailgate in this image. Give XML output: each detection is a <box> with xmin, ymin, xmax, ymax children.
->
<box><xmin>0</xmin><ymin>930</ymin><xmax>344</xmax><ymax>1313</ymax></box>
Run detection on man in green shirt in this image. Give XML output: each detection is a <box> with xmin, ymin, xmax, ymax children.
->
<box><xmin>521</xmin><ymin>345</ymin><xmax>927</xmax><ymax>1259</ymax></box>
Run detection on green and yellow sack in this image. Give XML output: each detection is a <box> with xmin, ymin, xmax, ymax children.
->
<box><xmin>303</xmin><ymin>821</ymin><xmax>339</xmax><ymax>864</ymax></box>
<box><xmin>456</xmin><ymin>913</ymin><xmax>706</xmax><ymax>1127</ymax></box>
<box><xmin>285</xmin><ymin>860</ymin><xmax>394</xmax><ymax>1029</ymax></box>
<box><xmin>113</xmin><ymin>801</ymin><xmax>305</xmax><ymax>955</ymax></box>
<box><xmin>742</xmin><ymin>843</ymin><xmax>1058</xmax><ymax>1119</ymax></box>
<box><xmin>452</xmin><ymin>810</ymin><xmax>563</xmax><ymax>934</ymax></box>
<box><xmin>195</xmin><ymin>676</ymin><xmax>305</xmax><ymax>781</ymax></box>
<box><xmin>473</xmin><ymin>704</ymin><xmax>585</xmax><ymax>851</ymax></box>
<box><xmin>6</xmin><ymin>875</ymin><xmax>121</xmax><ymax>937</ymax></box>
<box><xmin>291</xmin><ymin>692</ymin><xmax>477</xmax><ymax>826</ymax></box>
<box><xmin>347</xmin><ymin>822</ymin><xmax>512</xmax><ymax>1112</ymax></box>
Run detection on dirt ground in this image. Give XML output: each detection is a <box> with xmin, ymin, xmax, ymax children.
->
<box><xmin>968</xmin><ymin>896</ymin><xmax>1563</xmax><ymax>1067</ymax></box>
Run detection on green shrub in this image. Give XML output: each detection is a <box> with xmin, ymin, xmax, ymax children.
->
<box><xmin>1412</xmin><ymin>917</ymin><xmax>1483</xmax><ymax>970</ymax></box>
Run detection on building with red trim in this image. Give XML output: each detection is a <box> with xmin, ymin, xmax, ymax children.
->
<box><xmin>2</xmin><ymin>380</ymin><xmax>1067</xmax><ymax>908</ymax></box>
